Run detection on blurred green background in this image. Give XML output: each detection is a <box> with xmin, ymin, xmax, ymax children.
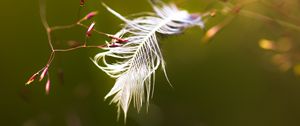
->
<box><xmin>1</xmin><ymin>0</ymin><xmax>300</xmax><ymax>125</ymax></box>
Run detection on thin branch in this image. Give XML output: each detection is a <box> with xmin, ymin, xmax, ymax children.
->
<box><xmin>27</xmin><ymin>0</ymin><xmax>125</xmax><ymax>87</ymax></box>
<box><xmin>220</xmin><ymin>1</ymin><xmax>300</xmax><ymax>31</ymax></box>
<box><xmin>54</xmin><ymin>45</ymin><xmax>103</xmax><ymax>52</ymax></box>
<box><xmin>239</xmin><ymin>9</ymin><xmax>300</xmax><ymax>31</ymax></box>
<box><xmin>39</xmin><ymin>0</ymin><xmax>49</xmax><ymax>29</ymax></box>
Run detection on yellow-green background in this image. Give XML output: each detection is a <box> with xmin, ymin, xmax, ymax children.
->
<box><xmin>1</xmin><ymin>0</ymin><xmax>300</xmax><ymax>125</ymax></box>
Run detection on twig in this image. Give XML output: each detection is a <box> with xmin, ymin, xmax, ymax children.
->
<box><xmin>26</xmin><ymin>0</ymin><xmax>127</xmax><ymax>93</ymax></box>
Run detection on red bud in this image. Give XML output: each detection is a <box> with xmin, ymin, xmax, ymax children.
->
<box><xmin>39</xmin><ymin>67</ymin><xmax>48</xmax><ymax>81</ymax></box>
<box><xmin>80</xmin><ymin>0</ymin><xmax>85</xmax><ymax>6</ymax></box>
<box><xmin>86</xmin><ymin>22</ymin><xmax>96</xmax><ymax>37</ymax></box>
<box><xmin>26</xmin><ymin>73</ymin><xmax>39</xmax><ymax>85</ymax></box>
<box><xmin>108</xmin><ymin>35</ymin><xmax>128</xmax><ymax>43</ymax></box>
<box><xmin>45</xmin><ymin>78</ymin><xmax>50</xmax><ymax>95</ymax></box>
<box><xmin>116</xmin><ymin>39</ymin><xmax>129</xmax><ymax>43</ymax></box>
<box><xmin>85</xmin><ymin>11</ymin><xmax>98</xmax><ymax>20</ymax></box>
<box><xmin>109</xmin><ymin>43</ymin><xmax>121</xmax><ymax>47</ymax></box>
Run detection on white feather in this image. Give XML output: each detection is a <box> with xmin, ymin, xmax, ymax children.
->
<box><xmin>92</xmin><ymin>0</ymin><xmax>204</xmax><ymax>120</ymax></box>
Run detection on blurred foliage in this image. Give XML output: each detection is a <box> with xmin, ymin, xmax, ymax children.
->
<box><xmin>1</xmin><ymin>0</ymin><xmax>300</xmax><ymax>126</ymax></box>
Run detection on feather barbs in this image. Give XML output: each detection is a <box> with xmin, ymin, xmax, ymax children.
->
<box><xmin>92</xmin><ymin>0</ymin><xmax>204</xmax><ymax>120</ymax></box>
